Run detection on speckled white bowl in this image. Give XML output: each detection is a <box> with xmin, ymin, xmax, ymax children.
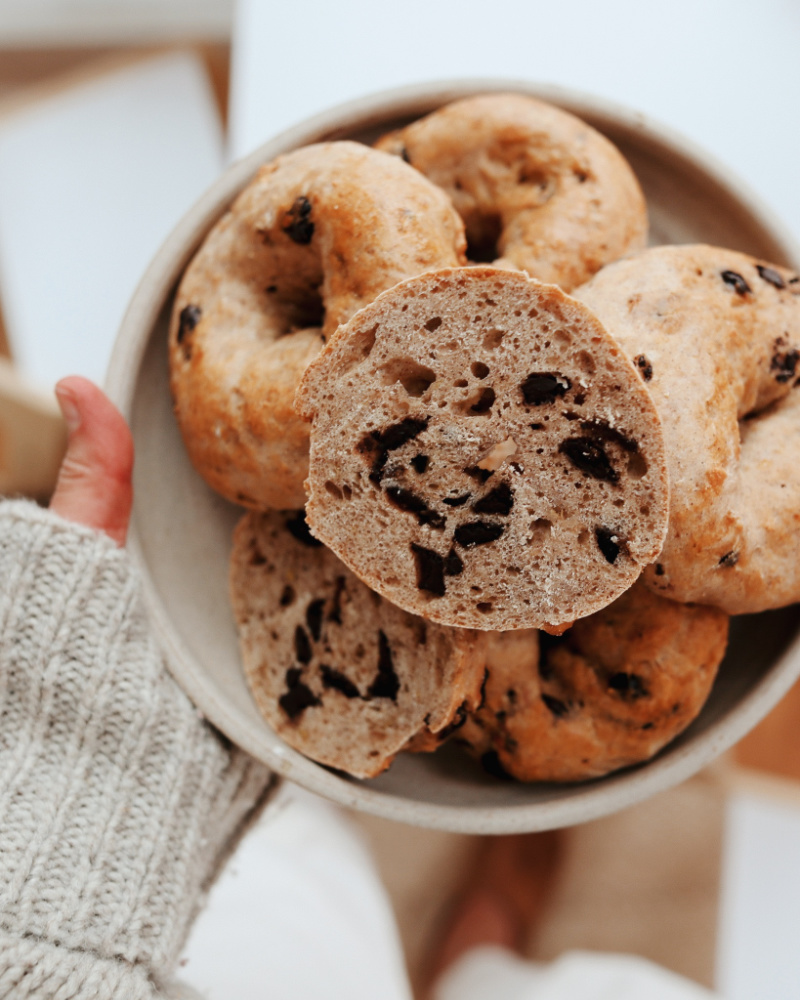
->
<box><xmin>106</xmin><ymin>79</ymin><xmax>800</xmax><ymax>834</ymax></box>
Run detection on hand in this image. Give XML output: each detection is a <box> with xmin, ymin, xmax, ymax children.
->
<box><xmin>50</xmin><ymin>376</ymin><xmax>134</xmax><ymax>547</ymax></box>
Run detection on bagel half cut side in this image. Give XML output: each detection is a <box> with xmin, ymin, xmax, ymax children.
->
<box><xmin>169</xmin><ymin>141</ymin><xmax>466</xmax><ymax>511</ymax></box>
<box><xmin>574</xmin><ymin>244</ymin><xmax>800</xmax><ymax>614</ymax></box>
<box><xmin>375</xmin><ymin>92</ymin><xmax>648</xmax><ymax>291</ymax></box>
<box><xmin>230</xmin><ymin>509</ymin><xmax>487</xmax><ymax>779</ymax></box>
<box><xmin>296</xmin><ymin>267</ymin><xmax>670</xmax><ymax>631</ymax></box>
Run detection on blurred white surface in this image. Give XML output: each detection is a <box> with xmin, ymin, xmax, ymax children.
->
<box><xmin>0</xmin><ymin>49</ymin><xmax>223</xmax><ymax>388</ymax></box>
<box><xmin>230</xmin><ymin>0</ymin><xmax>800</xmax><ymax>248</ymax></box>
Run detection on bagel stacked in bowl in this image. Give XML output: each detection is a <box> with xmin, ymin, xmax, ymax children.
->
<box><xmin>168</xmin><ymin>93</ymin><xmax>800</xmax><ymax>782</ymax></box>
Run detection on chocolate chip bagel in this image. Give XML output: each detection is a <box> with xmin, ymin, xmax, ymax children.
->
<box><xmin>230</xmin><ymin>508</ymin><xmax>486</xmax><ymax>778</ymax></box>
<box><xmin>375</xmin><ymin>93</ymin><xmax>648</xmax><ymax>291</ymax></box>
<box><xmin>296</xmin><ymin>266</ymin><xmax>670</xmax><ymax>631</ymax></box>
<box><xmin>170</xmin><ymin>141</ymin><xmax>466</xmax><ymax>510</ymax></box>
<box><xmin>459</xmin><ymin>581</ymin><xmax>728</xmax><ymax>782</ymax></box>
<box><xmin>574</xmin><ymin>245</ymin><xmax>800</xmax><ymax>614</ymax></box>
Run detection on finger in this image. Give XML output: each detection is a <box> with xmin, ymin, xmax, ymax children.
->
<box><xmin>50</xmin><ymin>376</ymin><xmax>134</xmax><ymax>547</ymax></box>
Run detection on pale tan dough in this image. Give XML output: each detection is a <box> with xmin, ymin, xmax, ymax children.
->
<box><xmin>169</xmin><ymin>140</ymin><xmax>466</xmax><ymax>510</ymax></box>
<box><xmin>458</xmin><ymin>581</ymin><xmax>729</xmax><ymax>782</ymax></box>
<box><xmin>375</xmin><ymin>93</ymin><xmax>648</xmax><ymax>291</ymax></box>
<box><xmin>296</xmin><ymin>266</ymin><xmax>669</xmax><ymax>632</ymax></box>
<box><xmin>574</xmin><ymin>244</ymin><xmax>800</xmax><ymax>614</ymax></box>
<box><xmin>230</xmin><ymin>508</ymin><xmax>486</xmax><ymax>779</ymax></box>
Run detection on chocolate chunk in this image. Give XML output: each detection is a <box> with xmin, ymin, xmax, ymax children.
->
<box><xmin>454</xmin><ymin>521</ymin><xmax>505</xmax><ymax>547</ymax></box>
<box><xmin>385</xmin><ymin>486</ymin><xmax>446</xmax><ymax>528</ymax></box>
<box><xmin>542</xmin><ymin>693</ymin><xmax>569</xmax><ymax>717</ymax></box>
<box><xmin>442</xmin><ymin>493</ymin><xmax>471</xmax><ymax>507</ymax></box>
<box><xmin>573</xmin><ymin>391</ymin><xmax>587</xmax><ymax>406</ymax></box>
<box><xmin>266</xmin><ymin>284</ymin><xmax>278</xmax><ymax>293</ymax></box>
<box><xmin>411</xmin><ymin>543</ymin><xmax>446</xmax><ymax>596</ymax></box>
<box><xmin>529</xmin><ymin>422</ymin><xmax>545</xmax><ymax>430</ymax></box>
<box><xmin>520</xmin><ymin>371</ymin><xmax>572</xmax><ymax>406</ymax></box>
<box><xmin>634</xmin><ymin>354</ymin><xmax>653</xmax><ymax>381</ymax></box>
<box><xmin>321</xmin><ymin>665</ymin><xmax>360</xmax><ymax>699</ymax></box>
<box><xmin>285</xmin><ymin>510</ymin><xmax>323</xmax><ymax>547</ymax></box>
<box><xmin>722</xmin><ymin>269</ymin><xmax>752</xmax><ymax>296</ymax></box>
<box><xmin>608</xmin><ymin>672</ymin><xmax>648</xmax><ymax>700</ymax></box>
<box><xmin>471</xmin><ymin>481</ymin><xmax>514</xmax><ymax>516</ymax></box>
<box><xmin>328</xmin><ymin>576</ymin><xmax>346</xmax><ymax>623</ymax></box>
<box><xmin>282</xmin><ymin>195</ymin><xmax>314</xmax><ymax>244</ymax></box>
<box><xmin>279</xmin><ymin>585</ymin><xmax>295</xmax><ymax>606</ymax></box>
<box><xmin>655</xmin><ymin>563</ymin><xmax>665</xmax><ymax>576</ymax></box>
<box><xmin>757</xmin><ymin>264</ymin><xmax>786</xmax><ymax>289</ymax></box>
<box><xmin>579</xmin><ymin>418</ymin><xmax>639</xmax><ymax>453</ymax></box>
<box><xmin>641</xmin><ymin>722</ymin><xmax>654</xmax><ymax>731</ymax></box>
<box><xmin>411</xmin><ymin>453</ymin><xmax>429</xmax><ymax>473</ymax></box>
<box><xmin>718</xmin><ymin>550</ymin><xmax>739</xmax><ymax>568</ymax></box>
<box><xmin>279</xmin><ymin>668</ymin><xmax>321</xmax><ymax>719</ymax></box>
<box><xmin>367</xmin><ymin>630</ymin><xmax>400</xmax><ymax>700</ymax></box>
<box><xmin>480</xmin><ymin>750</ymin><xmax>513</xmax><ymax>780</ymax></box>
<box><xmin>595</xmin><ymin>526</ymin><xmax>621</xmax><ymax>564</ymax></box>
<box><xmin>444</xmin><ymin>547</ymin><xmax>464</xmax><ymax>576</ymax></box>
<box><xmin>177</xmin><ymin>304</ymin><xmax>201</xmax><ymax>345</ymax></box>
<box><xmin>771</xmin><ymin>340</ymin><xmax>800</xmax><ymax>383</ymax></box>
<box><xmin>360</xmin><ymin>417</ymin><xmax>429</xmax><ymax>483</ymax></box>
<box><xmin>464</xmin><ymin>466</ymin><xmax>494</xmax><ymax>483</ymax></box>
<box><xmin>305</xmin><ymin>599</ymin><xmax>325</xmax><ymax>641</ymax></box>
<box><xmin>560</xmin><ymin>437</ymin><xmax>619</xmax><ymax>482</ymax></box>
<box><xmin>294</xmin><ymin>625</ymin><xmax>312</xmax><ymax>664</ymax></box>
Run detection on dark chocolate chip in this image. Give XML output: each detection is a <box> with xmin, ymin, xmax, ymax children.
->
<box><xmin>507</xmin><ymin>688</ymin><xmax>517</xmax><ymax>703</ymax></box>
<box><xmin>608</xmin><ymin>672</ymin><xmax>648</xmax><ymax>700</ymax></box>
<box><xmin>529</xmin><ymin>422</ymin><xmax>545</xmax><ymax>430</ymax></box>
<box><xmin>721</xmin><ymin>269</ymin><xmax>752</xmax><ymax>296</ymax></box>
<box><xmin>305</xmin><ymin>599</ymin><xmax>325</xmax><ymax>641</ymax></box>
<box><xmin>442</xmin><ymin>493</ymin><xmax>471</xmax><ymax>507</ymax></box>
<box><xmin>595</xmin><ymin>526</ymin><xmax>621</xmax><ymax>564</ymax></box>
<box><xmin>573</xmin><ymin>392</ymin><xmax>587</xmax><ymax>406</ymax></box>
<box><xmin>279</xmin><ymin>668</ymin><xmax>321</xmax><ymax>720</ymax></box>
<box><xmin>454</xmin><ymin>521</ymin><xmax>505</xmax><ymax>547</ymax></box>
<box><xmin>266</xmin><ymin>284</ymin><xmax>278</xmax><ymax>293</ymax></box>
<box><xmin>328</xmin><ymin>576</ymin><xmax>346</xmax><ymax>624</ymax></box>
<box><xmin>464</xmin><ymin>466</ymin><xmax>494</xmax><ymax>483</ymax></box>
<box><xmin>655</xmin><ymin>563</ymin><xmax>665</xmax><ymax>576</ymax></box>
<box><xmin>559</xmin><ymin>437</ymin><xmax>619</xmax><ymax>482</ymax></box>
<box><xmin>718</xmin><ymin>550</ymin><xmax>739</xmax><ymax>568</ymax></box>
<box><xmin>471</xmin><ymin>481</ymin><xmax>514</xmax><ymax>516</ymax></box>
<box><xmin>520</xmin><ymin>371</ymin><xmax>572</xmax><ymax>406</ymax></box>
<box><xmin>279</xmin><ymin>584</ymin><xmax>295</xmax><ymax>606</ymax></box>
<box><xmin>321</xmin><ymin>665</ymin><xmax>360</xmax><ymax>699</ymax></box>
<box><xmin>385</xmin><ymin>486</ymin><xmax>446</xmax><ymax>528</ymax></box>
<box><xmin>771</xmin><ymin>341</ymin><xmax>800</xmax><ymax>383</ymax></box>
<box><xmin>542</xmin><ymin>693</ymin><xmax>569</xmax><ymax>717</ymax></box>
<box><xmin>642</xmin><ymin>722</ymin><xmax>654</xmax><ymax>730</ymax></box>
<box><xmin>285</xmin><ymin>510</ymin><xmax>323</xmax><ymax>547</ymax></box>
<box><xmin>634</xmin><ymin>354</ymin><xmax>654</xmax><ymax>381</ymax></box>
<box><xmin>481</xmin><ymin>750</ymin><xmax>514</xmax><ymax>780</ymax></box>
<box><xmin>757</xmin><ymin>264</ymin><xmax>786</xmax><ymax>289</ymax></box>
<box><xmin>360</xmin><ymin>417</ymin><xmax>430</xmax><ymax>483</ymax></box>
<box><xmin>411</xmin><ymin>543</ymin><xmax>446</xmax><ymax>596</ymax></box>
<box><xmin>294</xmin><ymin>625</ymin><xmax>312</xmax><ymax>664</ymax></box>
<box><xmin>411</xmin><ymin>453</ymin><xmax>429</xmax><ymax>473</ymax></box>
<box><xmin>177</xmin><ymin>304</ymin><xmax>201</xmax><ymax>345</ymax></box>
<box><xmin>367</xmin><ymin>630</ymin><xmax>400</xmax><ymax>700</ymax></box>
<box><xmin>282</xmin><ymin>195</ymin><xmax>314</xmax><ymax>244</ymax></box>
<box><xmin>444</xmin><ymin>547</ymin><xmax>464</xmax><ymax>576</ymax></box>
<box><xmin>579</xmin><ymin>418</ymin><xmax>639</xmax><ymax>454</ymax></box>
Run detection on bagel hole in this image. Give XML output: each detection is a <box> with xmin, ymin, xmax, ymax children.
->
<box><xmin>379</xmin><ymin>358</ymin><xmax>437</xmax><ymax>397</ymax></box>
<box><xmin>466</xmin><ymin>212</ymin><xmax>502</xmax><ymax>263</ymax></box>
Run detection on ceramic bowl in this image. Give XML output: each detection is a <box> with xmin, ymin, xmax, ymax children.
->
<box><xmin>106</xmin><ymin>79</ymin><xmax>800</xmax><ymax>833</ymax></box>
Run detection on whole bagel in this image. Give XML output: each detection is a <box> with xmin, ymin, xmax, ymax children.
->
<box><xmin>574</xmin><ymin>245</ymin><xmax>800</xmax><ymax>614</ymax></box>
<box><xmin>375</xmin><ymin>93</ymin><xmax>648</xmax><ymax>291</ymax></box>
<box><xmin>459</xmin><ymin>581</ymin><xmax>728</xmax><ymax>782</ymax></box>
<box><xmin>169</xmin><ymin>141</ymin><xmax>466</xmax><ymax>510</ymax></box>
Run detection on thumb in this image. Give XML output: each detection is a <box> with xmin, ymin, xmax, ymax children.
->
<box><xmin>50</xmin><ymin>376</ymin><xmax>134</xmax><ymax>547</ymax></box>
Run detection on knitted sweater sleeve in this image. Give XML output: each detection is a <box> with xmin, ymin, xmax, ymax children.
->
<box><xmin>0</xmin><ymin>500</ymin><xmax>275</xmax><ymax>999</ymax></box>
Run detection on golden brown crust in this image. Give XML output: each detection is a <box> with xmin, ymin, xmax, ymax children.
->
<box><xmin>375</xmin><ymin>93</ymin><xmax>648</xmax><ymax>291</ymax></box>
<box><xmin>574</xmin><ymin>245</ymin><xmax>800</xmax><ymax>614</ymax></box>
<box><xmin>169</xmin><ymin>141</ymin><xmax>466</xmax><ymax>510</ymax></box>
<box><xmin>459</xmin><ymin>581</ymin><xmax>729</xmax><ymax>781</ymax></box>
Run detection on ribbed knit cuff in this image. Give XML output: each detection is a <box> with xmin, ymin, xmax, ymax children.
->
<box><xmin>0</xmin><ymin>501</ymin><xmax>275</xmax><ymax>990</ymax></box>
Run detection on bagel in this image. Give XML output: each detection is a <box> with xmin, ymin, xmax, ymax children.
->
<box><xmin>230</xmin><ymin>507</ymin><xmax>486</xmax><ymax>779</ymax></box>
<box><xmin>169</xmin><ymin>141</ymin><xmax>466</xmax><ymax>510</ymax></box>
<box><xmin>574</xmin><ymin>245</ymin><xmax>800</xmax><ymax>614</ymax></box>
<box><xmin>375</xmin><ymin>93</ymin><xmax>648</xmax><ymax>291</ymax></box>
<box><xmin>296</xmin><ymin>266</ymin><xmax>670</xmax><ymax>632</ymax></box>
<box><xmin>458</xmin><ymin>581</ymin><xmax>729</xmax><ymax>782</ymax></box>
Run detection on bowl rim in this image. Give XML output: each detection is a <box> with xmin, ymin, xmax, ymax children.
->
<box><xmin>106</xmin><ymin>77</ymin><xmax>800</xmax><ymax>834</ymax></box>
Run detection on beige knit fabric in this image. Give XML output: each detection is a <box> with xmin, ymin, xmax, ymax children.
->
<box><xmin>0</xmin><ymin>501</ymin><xmax>275</xmax><ymax>999</ymax></box>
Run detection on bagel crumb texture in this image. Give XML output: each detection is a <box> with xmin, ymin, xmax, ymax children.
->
<box><xmin>296</xmin><ymin>267</ymin><xmax>670</xmax><ymax>630</ymax></box>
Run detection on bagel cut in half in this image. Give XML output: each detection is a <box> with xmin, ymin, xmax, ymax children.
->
<box><xmin>230</xmin><ymin>509</ymin><xmax>487</xmax><ymax>778</ymax></box>
<box><xmin>296</xmin><ymin>267</ymin><xmax>670</xmax><ymax>631</ymax></box>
